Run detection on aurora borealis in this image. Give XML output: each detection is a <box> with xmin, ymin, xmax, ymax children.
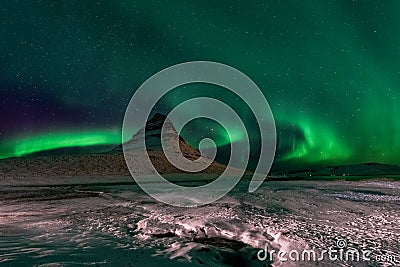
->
<box><xmin>1</xmin><ymin>0</ymin><xmax>400</xmax><ymax>168</ymax></box>
<box><xmin>0</xmin><ymin>130</ymin><xmax>121</xmax><ymax>159</ymax></box>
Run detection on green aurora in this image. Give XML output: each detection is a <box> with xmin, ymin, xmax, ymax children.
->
<box><xmin>0</xmin><ymin>131</ymin><xmax>122</xmax><ymax>159</ymax></box>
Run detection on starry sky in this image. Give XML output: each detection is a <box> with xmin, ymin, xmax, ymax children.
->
<box><xmin>1</xmin><ymin>0</ymin><xmax>399</xmax><ymax>169</ymax></box>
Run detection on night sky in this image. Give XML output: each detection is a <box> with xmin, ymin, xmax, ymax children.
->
<box><xmin>1</xmin><ymin>0</ymin><xmax>399</xmax><ymax>169</ymax></box>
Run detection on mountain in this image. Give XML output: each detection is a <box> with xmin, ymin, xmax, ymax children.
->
<box><xmin>114</xmin><ymin>113</ymin><xmax>236</xmax><ymax>175</ymax></box>
<box><xmin>277</xmin><ymin>163</ymin><xmax>400</xmax><ymax>178</ymax></box>
<box><xmin>312</xmin><ymin>163</ymin><xmax>400</xmax><ymax>176</ymax></box>
<box><xmin>0</xmin><ymin>113</ymin><xmax>237</xmax><ymax>183</ymax></box>
<box><xmin>113</xmin><ymin>113</ymin><xmax>200</xmax><ymax>159</ymax></box>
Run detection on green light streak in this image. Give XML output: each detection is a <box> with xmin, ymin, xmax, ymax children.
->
<box><xmin>182</xmin><ymin>126</ymin><xmax>245</xmax><ymax>149</ymax></box>
<box><xmin>221</xmin><ymin>127</ymin><xmax>246</xmax><ymax>146</ymax></box>
<box><xmin>0</xmin><ymin>130</ymin><xmax>121</xmax><ymax>159</ymax></box>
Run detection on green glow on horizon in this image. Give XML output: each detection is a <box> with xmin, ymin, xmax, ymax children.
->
<box><xmin>0</xmin><ymin>130</ymin><xmax>121</xmax><ymax>159</ymax></box>
<box><xmin>182</xmin><ymin>126</ymin><xmax>245</xmax><ymax>149</ymax></box>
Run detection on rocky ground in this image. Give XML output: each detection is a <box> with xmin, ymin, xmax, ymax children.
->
<box><xmin>0</xmin><ymin>177</ymin><xmax>399</xmax><ymax>266</ymax></box>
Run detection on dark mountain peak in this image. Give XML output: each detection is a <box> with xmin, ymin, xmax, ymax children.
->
<box><xmin>148</xmin><ymin>113</ymin><xmax>167</xmax><ymax>123</ymax></box>
<box><xmin>113</xmin><ymin>113</ymin><xmax>194</xmax><ymax>155</ymax></box>
<box><xmin>145</xmin><ymin>113</ymin><xmax>174</xmax><ymax>133</ymax></box>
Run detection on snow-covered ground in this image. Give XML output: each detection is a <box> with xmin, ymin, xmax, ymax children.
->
<box><xmin>0</xmin><ymin>177</ymin><xmax>399</xmax><ymax>266</ymax></box>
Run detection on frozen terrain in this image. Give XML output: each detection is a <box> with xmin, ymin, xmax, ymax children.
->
<box><xmin>0</xmin><ymin>176</ymin><xmax>399</xmax><ymax>266</ymax></box>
